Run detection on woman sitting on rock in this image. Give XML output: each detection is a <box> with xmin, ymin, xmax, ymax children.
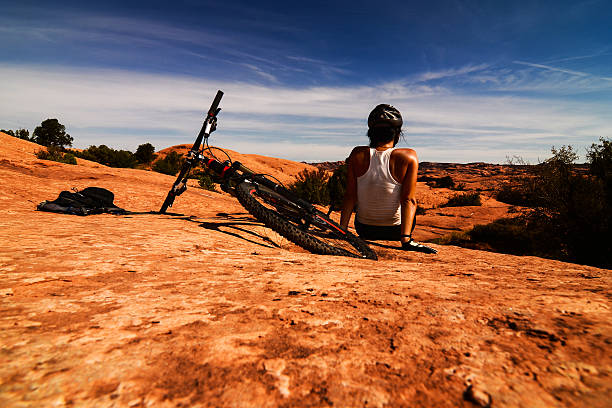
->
<box><xmin>339</xmin><ymin>104</ymin><xmax>437</xmax><ymax>254</ymax></box>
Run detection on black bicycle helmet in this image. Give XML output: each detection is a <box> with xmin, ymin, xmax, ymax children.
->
<box><xmin>368</xmin><ymin>104</ymin><xmax>403</xmax><ymax>128</ymax></box>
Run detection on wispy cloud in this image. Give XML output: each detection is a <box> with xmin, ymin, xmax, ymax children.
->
<box><xmin>513</xmin><ymin>60</ymin><xmax>590</xmax><ymax>77</ymax></box>
<box><xmin>414</xmin><ymin>64</ymin><xmax>490</xmax><ymax>82</ymax></box>
<box><xmin>512</xmin><ymin>60</ymin><xmax>612</xmax><ymax>82</ymax></box>
<box><xmin>1</xmin><ymin>64</ymin><xmax>610</xmax><ymax>163</ymax></box>
<box><xmin>240</xmin><ymin>64</ymin><xmax>278</xmax><ymax>83</ymax></box>
<box><xmin>286</xmin><ymin>55</ymin><xmax>351</xmax><ymax>77</ymax></box>
<box><xmin>542</xmin><ymin>51</ymin><xmax>612</xmax><ymax>64</ymax></box>
<box><xmin>2</xmin><ymin>7</ymin><xmax>373</xmax><ymax>92</ymax></box>
<box><xmin>0</xmin><ymin>10</ymin><xmax>331</xmax><ymax>84</ymax></box>
<box><xmin>446</xmin><ymin>62</ymin><xmax>612</xmax><ymax>93</ymax></box>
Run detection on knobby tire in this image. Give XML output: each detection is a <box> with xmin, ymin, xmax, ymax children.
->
<box><xmin>235</xmin><ymin>182</ymin><xmax>377</xmax><ymax>260</ymax></box>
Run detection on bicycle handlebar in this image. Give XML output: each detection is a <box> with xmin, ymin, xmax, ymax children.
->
<box><xmin>191</xmin><ymin>90</ymin><xmax>223</xmax><ymax>154</ymax></box>
<box><xmin>208</xmin><ymin>90</ymin><xmax>224</xmax><ymax>117</ymax></box>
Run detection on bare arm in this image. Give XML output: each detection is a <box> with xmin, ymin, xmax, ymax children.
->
<box><xmin>399</xmin><ymin>151</ymin><xmax>419</xmax><ymax>244</ymax></box>
<box><xmin>340</xmin><ymin>151</ymin><xmax>358</xmax><ymax>230</ymax></box>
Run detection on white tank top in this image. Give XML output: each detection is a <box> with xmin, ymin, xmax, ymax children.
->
<box><xmin>356</xmin><ymin>148</ymin><xmax>402</xmax><ymax>226</ymax></box>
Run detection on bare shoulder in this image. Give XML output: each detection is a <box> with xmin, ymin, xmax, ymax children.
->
<box><xmin>391</xmin><ymin>148</ymin><xmax>418</xmax><ymax>165</ymax></box>
<box><xmin>347</xmin><ymin>146</ymin><xmax>370</xmax><ymax>164</ymax></box>
<box><xmin>348</xmin><ymin>146</ymin><xmax>371</xmax><ymax>177</ymax></box>
<box><xmin>348</xmin><ymin>146</ymin><xmax>370</xmax><ymax>158</ymax></box>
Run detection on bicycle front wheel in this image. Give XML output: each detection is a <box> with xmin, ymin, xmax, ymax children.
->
<box><xmin>235</xmin><ymin>181</ymin><xmax>377</xmax><ymax>260</ymax></box>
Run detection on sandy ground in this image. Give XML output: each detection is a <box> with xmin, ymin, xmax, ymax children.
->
<box><xmin>1</xmin><ymin>133</ymin><xmax>610</xmax><ymax>407</ymax></box>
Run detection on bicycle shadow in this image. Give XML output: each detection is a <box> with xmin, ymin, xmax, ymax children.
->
<box><xmin>183</xmin><ymin>212</ymin><xmax>281</xmax><ymax>249</ymax></box>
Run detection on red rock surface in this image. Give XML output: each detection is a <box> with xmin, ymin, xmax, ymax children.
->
<box><xmin>1</xmin><ymin>132</ymin><xmax>610</xmax><ymax>407</ymax></box>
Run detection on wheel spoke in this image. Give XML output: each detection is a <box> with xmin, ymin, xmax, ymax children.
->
<box><xmin>234</xmin><ymin>182</ymin><xmax>377</xmax><ymax>259</ymax></box>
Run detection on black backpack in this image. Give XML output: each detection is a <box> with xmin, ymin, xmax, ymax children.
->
<box><xmin>37</xmin><ymin>187</ymin><xmax>126</xmax><ymax>216</ymax></box>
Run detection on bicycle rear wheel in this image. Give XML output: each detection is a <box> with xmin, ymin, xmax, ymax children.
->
<box><xmin>235</xmin><ymin>181</ymin><xmax>377</xmax><ymax>260</ymax></box>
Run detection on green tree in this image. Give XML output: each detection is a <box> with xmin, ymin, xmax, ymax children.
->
<box><xmin>1</xmin><ymin>128</ymin><xmax>30</xmax><ymax>141</ymax></box>
<box><xmin>15</xmin><ymin>129</ymin><xmax>30</xmax><ymax>140</ymax></box>
<box><xmin>587</xmin><ymin>137</ymin><xmax>612</xmax><ymax>198</ymax></box>
<box><xmin>152</xmin><ymin>151</ymin><xmax>184</xmax><ymax>176</ymax></box>
<box><xmin>135</xmin><ymin>143</ymin><xmax>157</xmax><ymax>164</ymax></box>
<box><xmin>75</xmin><ymin>145</ymin><xmax>138</xmax><ymax>168</ymax></box>
<box><xmin>35</xmin><ymin>146</ymin><xmax>77</xmax><ymax>165</ymax></box>
<box><xmin>32</xmin><ymin>119</ymin><xmax>73</xmax><ymax>148</ymax></box>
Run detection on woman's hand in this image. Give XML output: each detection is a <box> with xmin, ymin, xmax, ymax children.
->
<box><xmin>401</xmin><ymin>239</ymin><xmax>437</xmax><ymax>254</ymax></box>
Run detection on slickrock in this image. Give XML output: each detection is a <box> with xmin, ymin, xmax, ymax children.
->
<box><xmin>0</xmin><ymin>133</ymin><xmax>610</xmax><ymax>407</ymax></box>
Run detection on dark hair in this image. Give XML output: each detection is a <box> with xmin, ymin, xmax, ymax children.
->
<box><xmin>367</xmin><ymin>126</ymin><xmax>401</xmax><ymax>148</ymax></box>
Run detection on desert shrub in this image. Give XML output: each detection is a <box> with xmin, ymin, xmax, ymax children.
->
<box><xmin>421</xmin><ymin>175</ymin><xmax>455</xmax><ymax>189</ymax></box>
<box><xmin>197</xmin><ymin>174</ymin><xmax>216</xmax><ymax>191</ymax></box>
<box><xmin>35</xmin><ymin>146</ymin><xmax>77</xmax><ymax>165</ymax></box>
<box><xmin>468</xmin><ymin>217</ymin><xmax>533</xmax><ymax>255</ymax></box>
<box><xmin>445</xmin><ymin>140</ymin><xmax>612</xmax><ymax>268</ymax></box>
<box><xmin>32</xmin><ymin>119</ymin><xmax>73</xmax><ymax>148</ymax></box>
<box><xmin>327</xmin><ymin>163</ymin><xmax>347</xmax><ymax>211</ymax></box>
<box><xmin>434</xmin><ymin>175</ymin><xmax>455</xmax><ymax>189</ymax></box>
<box><xmin>431</xmin><ymin>231</ymin><xmax>471</xmax><ymax>246</ymax></box>
<box><xmin>63</xmin><ymin>152</ymin><xmax>78</xmax><ymax>165</ymax></box>
<box><xmin>75</xmin><ymin>145</ymin><xmax>138</xmax><ymax>168</ymax></box>
<box><xmin>495</xmin><ymin>181</ymin><xmax>537</xmax><ymax>207</ymax></box>
<box><xmin>135</xmin><ymin>143</ymin><xmax>157</xmax><ymax>164</ymax></box>
<box><xmin>152</xmin><ymin>151</ymin><xmax>184</xmax><ymax>176</ymax></box>
<box><xmin>191</xmin><ymin>168</ymin><xmax>219</xmax><ymax>192</ymax></box>
<box><xmin>433</xmin><ymin>216</ymin><xmax>561</xmax><ymax>257</ymax></box>
<box><xmin>454</xmin><ymin>182</ymin><xmax>466</xmax><ymax>191</ymax></box>
<box><xmin>538</xmin><ymin>142</ymin><xmax>611</xmax><ymax>267</ymax></box>
<box><xmin>587</xmin><ymin>137</ymin><xmax>612</xmax><ymax>199</ymax></box>
<box><xmin>441</xmin><ymin>192</ymin><xmax>482</xmax><ymax>207</ymax></box>
<box><xmin>289</xmin><ymin>168</ymin><xmax>330</xmax><ymax>205</ymax></box>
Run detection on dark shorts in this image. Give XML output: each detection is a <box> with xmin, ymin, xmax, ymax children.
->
<box><xmin>354</xmin><ymin>214</ymin><xmax>416</xmax><ymax>241</ymax></box>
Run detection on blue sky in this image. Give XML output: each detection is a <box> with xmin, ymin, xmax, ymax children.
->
<box><xmin>1</xmin><ymin>0</ymin><xmax>611</xmax><ymax>162</ymax></box>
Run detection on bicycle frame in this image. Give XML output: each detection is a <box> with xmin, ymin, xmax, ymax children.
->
<box><xmin>155</xmin><ymin>89</ymin><xmax>383</xmax><ymax>258</ymax></box>
<box><xmin>160</xmin><ymin>90</ymin><xmax>314</xmax><ymax>216</ymax></box>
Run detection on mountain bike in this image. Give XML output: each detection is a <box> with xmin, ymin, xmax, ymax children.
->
<box><xmin>159</xmin><ymin>90</ymin><xmax>377</xmax><ymax>260</ymax></box>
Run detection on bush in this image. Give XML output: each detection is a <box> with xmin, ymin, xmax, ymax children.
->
<box><xmin>191</xmin><ymin>168</ymin><xmax>219</xmax><ymax>192</ymax></box>
<box><xmin>445</xmin><ymin>139</ymin><xmax>612</xmax><ymax>268</ymax></box>
<box><xmin>152</xmin><ymin>151</ymin><xmax>184</xmax><ymax>176</ymax></box>
<box><xmin>135</xmin><ymin>143</ymin><xmax>157</xmax><ymax>164</ymax></box>
<box><xmin>434</xmin><ymin>175</ymin><xmax>455</xmax><ymax>189</ymax></box>
<box><xmin>327</xmin><ymin>164</ymin><xmax>347</xmax><ymax>211</ymax></box>
<box><xmin>454</xmin><ymin>182</ymin><xmax>466</xmax><ymax>191</ymax></box>
<box><xmin>75</xmin><ymin>145</ymin><xmax>138</xmax><ymax>168</ymax></box>
<box><xmin>32</xmin><ymin>119</ymin><xmax>73</xmax><ymax>148</ymax></box>
<box><xmin>441</xmin><ymin>192</ymin><xmax>482</xmax><ymax>207</ymax></box>
<box><xmin>288</xmin><ymin>168</ymin><xmax>330</xmax><ymax>205</ymax></box>
<box><xmin>420</xmin><ymin>175</ymin><xmax>455</xmax><ymax>189</ymax></box>
<box><xmin>495</xmin><ymin>181</ymin><xmax>537</xmax><ymax>207</ymax></box>
<box><xmin>197</xmin><ymin>174</ymin><xmax>216</xmax><ymax>191</ymax></box>
<box><xmin>587</xmin><ymin>137</ymin><xmax>612</xmax><ymax>199</ymax></box>
<box><xmin>431</xmin><ymin>231</ymin><xmax>471</xmax><ymax>246</ymax></box>
<box><xmin>35</xmin><ymin>146</ymin><xmax>77</xmax><ymax>165</ymax></box>
<box><xmin>468</xmin><ymin>218</ymin><xmax>533</xmax><ymax>255</ymax></box>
